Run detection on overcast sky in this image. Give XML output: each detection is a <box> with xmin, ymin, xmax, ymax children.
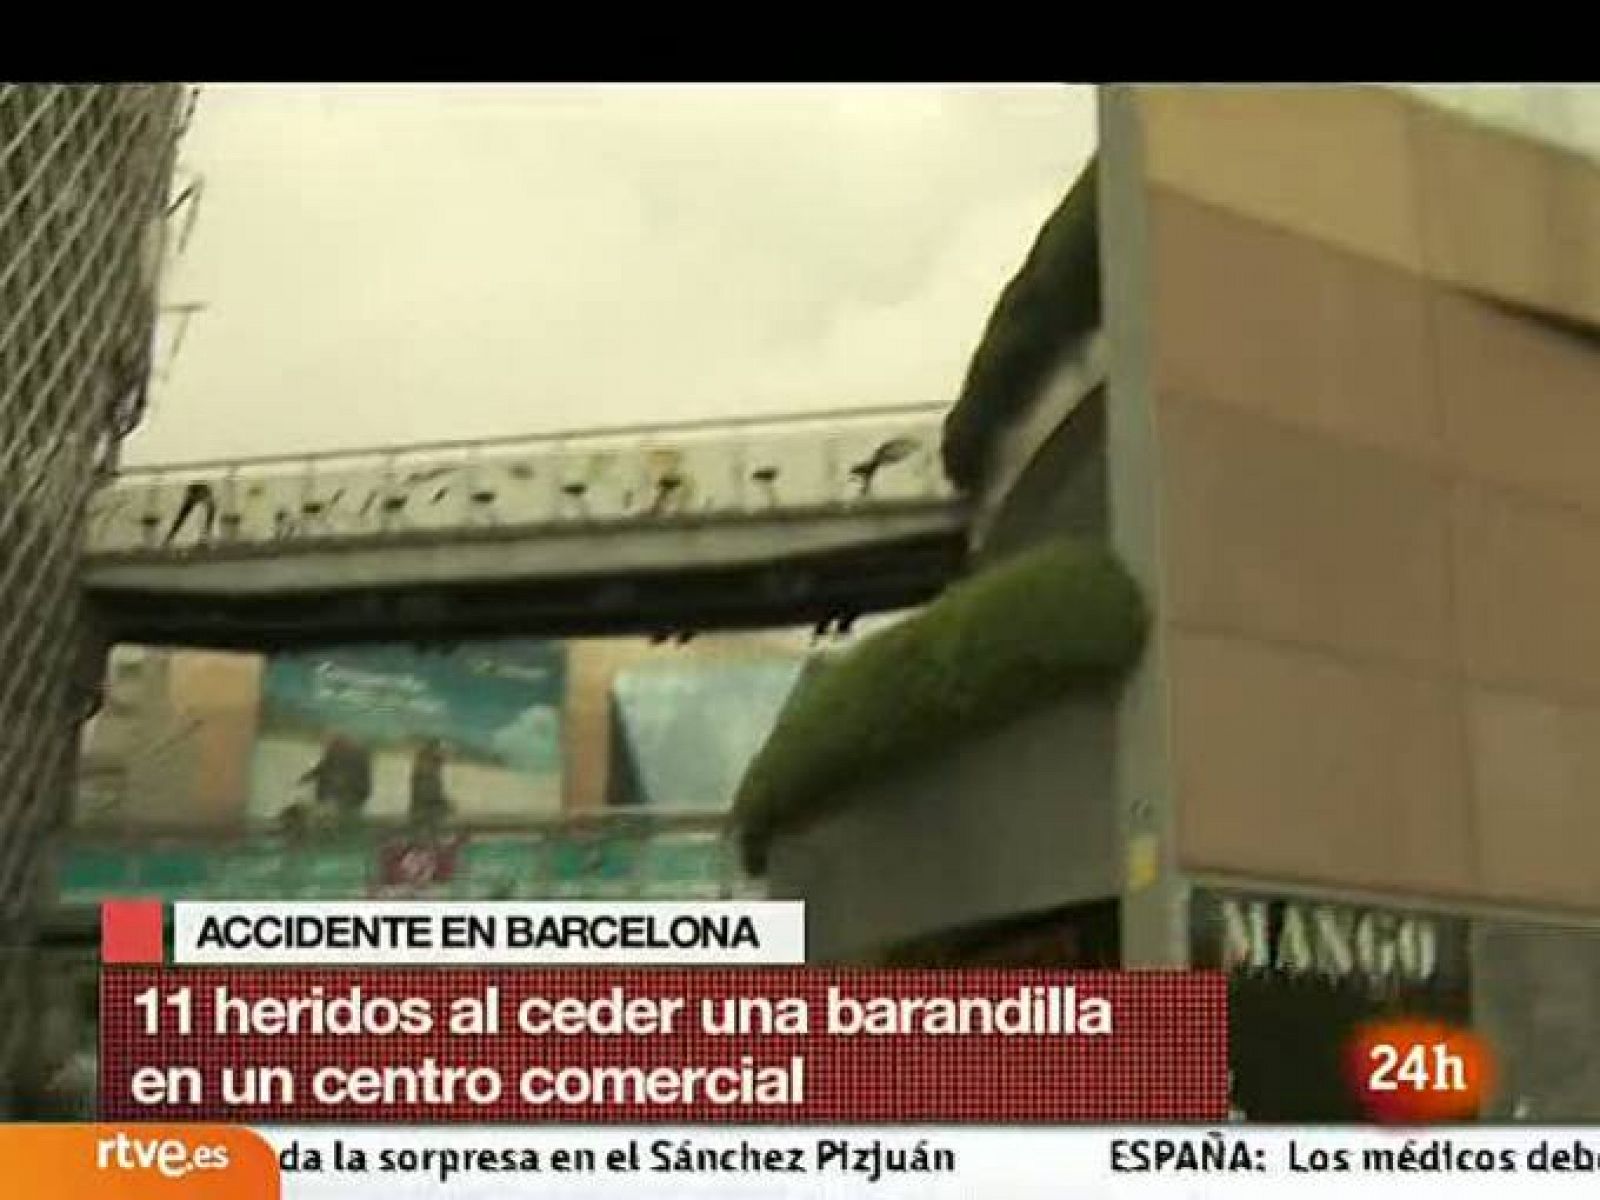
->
<box><xmin>126</xmin><ymin>84</ymin><xmax>1096</xmax><ymax>467</ymax></box>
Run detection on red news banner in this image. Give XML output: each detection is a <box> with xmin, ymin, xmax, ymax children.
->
<box><xmin>101</xmin><ymin>970</ymin><xmax>1226</xmax><ymax>1122</ymax></box>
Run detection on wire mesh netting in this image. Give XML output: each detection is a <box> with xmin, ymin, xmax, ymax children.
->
<box><xmin>0</xmin><ymin>82</ymin><xmax>185</xmax><ymax>1114</ymax></box>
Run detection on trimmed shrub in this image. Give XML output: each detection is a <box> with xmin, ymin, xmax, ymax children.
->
<box><xmin>942</xmin><ymin>156</ymin><xmax>1101</xmax><ymax>490</ymax></box>
<box><xmin>735</xmin><ymin>537</ymin><xmax>1145</xmax><ymax>872</ymax></box>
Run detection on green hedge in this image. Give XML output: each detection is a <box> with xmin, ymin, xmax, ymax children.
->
<box><xmin>942</xmin><ymin>156</ymin><xmax>1101</xmax><ymax>491</ymax></box>
<box><xmin>734</xmin><ymin>538</ymin><xmax>1146</xmax><ymax>873</ymax></box>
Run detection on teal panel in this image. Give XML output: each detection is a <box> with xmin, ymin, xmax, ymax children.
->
<box><xmin>59</xmin><ymin>848</ymin><xmax>132</xmax><ymax>895</ymax></box>
<box><xmin>612</xmin><ymin>658</ymin><xmax>802</xmax><ymax>810</ymax></box>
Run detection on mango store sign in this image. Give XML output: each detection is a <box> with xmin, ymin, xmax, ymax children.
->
<box><xmin>1215</xmin><ymin>894</ymin><xmax>1446</xmax><ymax>988</ymax></box>
<box><xmin>1191</xmin><ymin>888</ymin><xmax>1472</xmax><ymax>1123</ymax></box>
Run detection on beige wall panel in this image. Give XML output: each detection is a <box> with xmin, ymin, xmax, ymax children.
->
<box><xmin>1159</xmin><ymin>399</ymin><xmax>1454</xmax><ymax>670</ymax></box>
<box><xmin>168</xmin><ymin>651</ymin><xmax>263</xmax><ymax>824</ymax></box>
<box><xmin>1138</xmin><ymin>86</ymin><xmax>1424</xmax><ymax>273</ymax></box>
<box><xmin>1466</xmin><ymin>687</ymin><xmax>1600</xmax><ymax>909</ymax></box>
<box><xmin>1413</xmin><ymin>104</ymin><xmax>1600</xmax><ymax>328</ymax></box>
<box><xmin>1141</xmin><ymin>86</ymin><xmax>1600</xmax><ymax>328</ymax></box>
<box><xmin>1452</xmin><ymin>483</ymin><xmax>1600</xmax><ymax>699</ymax></box>
<box><xmin>1149</xmin><ymin>187</ymin><xmax>1442</xmax><ymax>461</ymax></box>
<box><xmin>1170</xmin><ymin>630</ymin><xmax>1474</xmax><ymax>896</ymax></box>
<box><xmin>1436</xmin><ymin>291</ymin><xmax>1600</xmax><ymax>514</ymax></box>
<box><xmin>1132</xmin><ymin>85</ymin><xmax>1600</xmax><ymax>918</ymax></box>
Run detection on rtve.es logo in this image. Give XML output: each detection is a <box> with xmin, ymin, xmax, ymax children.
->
<box><xmin>97</xmin><ymin>1131</ymin><xmax>232</xmax><ymax>1180</ymax></box>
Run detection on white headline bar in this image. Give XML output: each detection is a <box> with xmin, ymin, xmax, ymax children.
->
<box><xmin>172</xmin><ymin>901</ymin><xmax>805</xmax><ymax>965</ymax></box>
<box><xmin>261</xmin><ymin>1128</ymin><xmax>1600</xmax><ymax>1198</ymax></box>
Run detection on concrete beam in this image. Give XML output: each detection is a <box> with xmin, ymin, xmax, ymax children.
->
<box><xmin>89</xmin><ymin>526</ymin><xmax>968</xmax><ymax>652</ymax></box>
<box><xmin>85</xmin><ymin>505</ymin><xmax>966</xmax><ymax>596</ymax></box>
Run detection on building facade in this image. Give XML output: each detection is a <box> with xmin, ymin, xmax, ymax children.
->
<box><xmin>1097</xmin><ymin>82</ymin><xmax>1600</xmax><ymax>1118</ymax></box>
<box><xmin>0</xmin><ymin>84</ymin><xmax>186</xmax><ymax>1113</ymax></box>
<box><xmin>754</xmin><ymin>85</ymin><xmax>1600</xmax><ymax>1118</ymax></box>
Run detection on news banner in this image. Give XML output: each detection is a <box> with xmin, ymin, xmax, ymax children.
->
<box><xmin>27</xmin><ymin>899</ymin><xmax>1600</xmax><ymax>1198</ymax></box>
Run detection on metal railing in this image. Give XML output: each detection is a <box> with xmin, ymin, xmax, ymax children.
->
<box><xmin>54</xmin><ymin>809</ymin><xmax>759</xmax><ymax>904</ymax></box>
<box><xmin>86</xmin><ymin>404</ymin><xmax>958</xmax><ymax>557</ymax></box>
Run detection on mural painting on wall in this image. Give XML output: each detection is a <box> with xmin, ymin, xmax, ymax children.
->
<box><xmin>248</xmin><ymin>641</ymin><xmax>566</xmax><ymax>830</ymax></box>
<box><xmin>1190</xmin><ymin>889</ymin><xmax>1473</xmax><ymax>1122</ymax></box>
<box><xmin>373</xmin><ymin>834</ymin><xmax>466</xmax><ymax>894</ymax></box>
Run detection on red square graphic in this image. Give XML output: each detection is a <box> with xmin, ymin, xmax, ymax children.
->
<box><xmin>101</xmin><ymin>900</ymin><xmax>165</xmax><ymax>964</ymax></box>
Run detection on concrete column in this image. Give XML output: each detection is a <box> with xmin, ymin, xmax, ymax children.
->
<box><xmin>1097</xmin><ymin>85</ymin><xmax>1190</xmax><ymax>968</ymax></box>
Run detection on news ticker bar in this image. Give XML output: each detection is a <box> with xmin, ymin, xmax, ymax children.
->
<box><xmin>102</xmin><ymin>900</ymin><xmax>807</xmax><ymax>966</ymax></box>
<box><xmin>98</xmin><ymin>968</ymin><xmax>1225</xmax><ymax>1122</ymax></box>
<box><xmin>14</xmin><ymin>1127</ymin><xmax>1600</xmax><ymax>1199</ymax></box>
<box><xmin>96</xmin><ymin>899</ymin><xmax>1499</xmax><ymax>1125</ymax></box>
